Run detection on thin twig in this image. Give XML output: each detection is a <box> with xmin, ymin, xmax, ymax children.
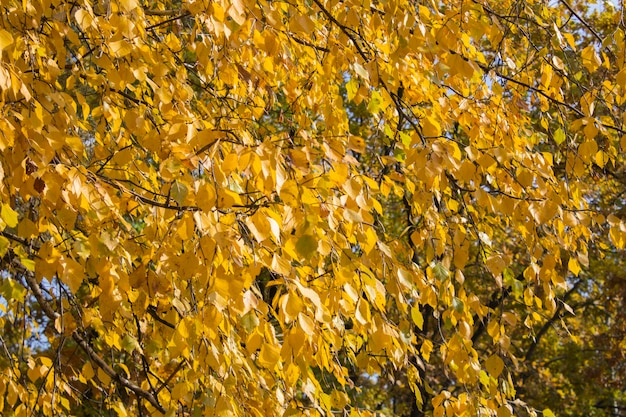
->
<box><xmin>144</xmin><ymin>9</ymin><xmax>185</xmax><ymax>16</ymax></box>
<box><xmin>146</xmin><ymin>11</ymin><xmax>191</xmax><ymax>31</ymax></box>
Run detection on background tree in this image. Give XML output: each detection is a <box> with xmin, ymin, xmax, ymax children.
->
<box><xmin>0</xmin><ymin>0</ymin><xmax>625</xmax><ymax>416</ymax></box>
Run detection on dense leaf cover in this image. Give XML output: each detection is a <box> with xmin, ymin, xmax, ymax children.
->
<box><xmin>0</xmin><ymin>0</ymin><xmax>625</xmax><ymax>416</ymax></box>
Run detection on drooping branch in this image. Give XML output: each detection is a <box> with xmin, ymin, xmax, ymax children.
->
<box><xmin>558</xmin><ymin>0</ymin><xmax>604</xmax><ymax>45</ymax></box>
<box><xmin>471</xmin><ymin>286</ymin><xmax>512</xmax><ymax>344</ymax></box>
<box><xmin>524</xmin><ymin>279</ymin><xmax>583</xmax><ymax>362</ymax></box>
<box><xmin>471</xmin><ymin>3</ymin><xmax>626</xmax><ymax>136</ymax></box>
<box><xmin>311</xmin><ymin>0</ymin><xmax>369</xmax><ymax>62</ymax></box>
<box><xmin>402</xmin><ymin>193</ymin><xmax>432</xmax><ymax>417</ymax></box>
<box><xmin>21</xmin><ymin>269</ymin><xmax>167</xmax><ymax>414</ymax></box>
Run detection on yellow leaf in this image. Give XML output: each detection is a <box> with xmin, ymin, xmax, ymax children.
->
<box><xmin>543</xmin><ymin>409</ymin><xmax>556</xmax><ymax>417</ymax></box>
<box><xmin>119</xmin><ymin>0</ymin><xmax>138</xmax><ymax>12</ymax></box>
<box><xmin>617</xmin><ymin>69</ymin><xmax>626</xmax><ymax>89</ymax></box>
<box><xmin>581</xmin><ymin>45</ymin><xmax>601</xmax><ymax>73</ymax></box>
<box><xmin>411</xmin><ymin>306</ymin><xmax>424</xmax><ymax>330</ymax></box>
<box><xmin>486</xmin><ymin>255</ymin><xmax>506</xmax><ymax>277</ymax></box>
<box><xmin>246</xmin><ymin>212</ymin><xmax>271</xmax><ymax>242</ymax></box>
<box><xmin>171</xmin><ymin>382</ymin><xmax>188</xmax><ymax>401</ymax></box>
<box><xmin>457</xmin><ymin>160</ymin><xmax>476</xmax><ymax>182</ymax></box>
<box><xmin>109</xmin><ymin>40</ymin><xmax>132</xmax><ymax>58</ymax></box>
<box><xmin>1</xmin><ymin>204</ymin><xmax>18</xmax><ymax>228</ymax></box>
<box><xmin>421</xmin><ymin>339</ymin><xmax>433</xmax><ymax>362</ymax></box>
<box><xmin>74</xmin><ymin>9</ymin><xmax>94</xmax><ymax>30</ymax></box>
<box><xmin>578</xmin><ymin>140</ymin><xmax>598</xmax><ymax>160</ymax></box>
<box><xmin>258</xmin><ymin>343</ymin><xmax>280</xmax><ymax>368</ymax></box>
<box><xmin>283</xmin><ymin>293</ymin><xmax>303</xmax><ymax>321</ymax></box>
<box><xmin>27</xmin><ymin>363</ymin><xmax>41</xmax><ymax>382</ymax></box>
<box><xmin>488</xmin><ymin>319</ymin><xmax>501</xmax><ymax>339</ymax></box>
<box><xmin>20</xmin><ymin>257</ymin><xmax>35</xmax><ymax>271</ymax></box>
<box><xmin>271</xmin><ymin>254</ymin><xmax>292</xmax><ymax>275</ymax></box>
<box><xmin>286</xmin><ymin>328</ymin><xmax>306</xmax><ymax>358</ymax></box>
<box><xmin>568</xmin><ymin>257</ymin><xmax>581</xmax><ymax>276</ymax></box>
<box><xmin>0</xmin><ymin>30</ymin><xmax>13</xmax><ymax>51</ymax></box>
<box><xmin>347</xmin><ymin>135</ymin><xmax>366</xmax><ymax>153</ymax></box>
<box><xmin>422</xmin><ymin>116</ymin><xmax>441</xmax><ymax>137</ymax></box>
<box><xmin>284</xmin><ymin>362</ymin><xmax>300</xmax><ymax>387</ymax></box>
<box><xmin>497</xmin><ymin>405</ymin><xmax>513</xmax><ymax>417</ymax></box>
<box><xmin>219</xmin><ymin>188</ymin><xmax>243</xmax><ymax>208</ymax></box>
<box><xmin>17</xmin><ymin>218</ymin><xmax>37</xmax><ymax>239</ymax></box>
<box><xmin>355</xmin><ymin>300</ymin><xmax>371</xmax><ymax>325</ymax></box>
<box><xmin>82</xmin><ymin>362</ymin><xmax>95</xmax><ymax>380</ymax></box>
<box><xmin>298</xmin><ymin>312</ymin><xmax>316</xmax><ymax>336</ymax></box>
<box><xmin>290</xmin><ymin>14</ymin><xmax>315</xmax><ymax>34</ymax></box>
<box><xmin>551</xmin><ymin>55</ymin><xmax>564</xmax><ymax>71</ymax></box>
<box><xmin>170</xmin><ymin>181</ymin><xmax>188</xmax><ymax>205</ymax></box>
<box><xmin>196</xmin><ymin>182</ymin><xmax>216</xmax><ymax>211</ymax></box>
<box><xmin>98</xmin><ymin>367</ymin><xmax>111</xmax><ymax>385</ymax></box>
<box><xmin>279</xmin><ymin>180</ymin><xmax>299</xmax><ymax>205</ymax></box>
<box><xmin>353</xmin><ymin>63</ymin><xmax>369</xmax><ymax>82</ymax></box>
<box><xmin>564</xmin><ymin>33</ymin><xmax>577</xmax><ymax>51</ymax></box>
<box><xmin>553</xmin><ymin>128</ymin><xmax>566</xmax><ymax>145</ymax></box>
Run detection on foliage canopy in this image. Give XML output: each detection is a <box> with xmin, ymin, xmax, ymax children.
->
<box><xmin>1</xmin><ymin>0</ymin><xmax>625</xmax><ymax>416</ymax></box>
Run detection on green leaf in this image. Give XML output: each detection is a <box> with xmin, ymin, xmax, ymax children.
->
<box><xmin>553</xmin><ymin>128</ymin><xmax>566</xmax><ymax>145</ymax></box>
<box><xmin>296</xmin><ymin>234</ymin><xmax>317</xmax><ymax>258</ymax></box>
<box><xmin>452</xmin><ymin>297</ymin><xmax>464</xmax><ymax>313</ymax></box>
<box><xmin>240</xmin><ymin>311</ymin><xmax>259</xmax><ymax>333</ymax></box>
<box><xmin>368</xmin><ymin>90</ymin><xmax>382</xmax><ymax>113</ymax></box>
<box><xmin>485</xmin><ymin>355</ymin><xmax>505</xmax><ymax>378</ymax></box>
<box><xmin>1</xmin><ymin>278</ymin><xmax>26</xmax><ymax>303</ymax></box>
<box><xmin>170</xmin><ymin>181</ymin><xmax>188</xmax><ymax>205</ymax></box>
<box><xmin>432</xmin><ymin>263</ymin><xmax>449</xmax><ymax>281</ymax></box>
<box><xmin>20</xmin><ymin>257</ymin><xmax>35</xmax><ymax>271</ymax></box>
<box><xmin>411</xmin><ymin>306</ymin><xmax>424</xmax><ymax>330</ymax></box>
<box><xmin>121</xmin><ymin>334</ymin><xmax>139</xmax><ymax>354</ymax></box>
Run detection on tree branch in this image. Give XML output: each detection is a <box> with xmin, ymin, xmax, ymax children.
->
<box><xmin>94</xmin><ymin>173</ymin><xmax>200</xmax><ymax>212</ymax></box>
<box><xmin>146</xmin><ymin>305</ymin><xmax>176</xmax><ymax>329</ymax></box>
<box><xmin>289</xmin><ymin>35</ymin><xmax>330</xmax><ymax>53</ymax></box>
<box><xmin>155</xmin><ymin>360</ymin><xmax>185</xmax><ymax>395</ymax></box>
<box><xmin>471</xmin><ymin>286</ymin><xmax>511</xmax><ymax>344</ymax></box>
<box><xmin>144</xmin><ymin>9</ymin><xmax>185</xmax><ymax>16</ymax></box>
<box><xmin>524</xmin><ymin>279</ymin><xmax>583</xmax><ymax>362</ymax></box>
<box><xmin>21</xmin><ymin>269</ymin><xmax>167</xmax><ymax>413</ymax></box>
<box><xmin>1</xmin><ymin>230</ymin><xmax>31</xmax><ymax>248</ymax></box>
<box><xmin>311</xmin><ymin>0</ymin><xmax>369</xmax><ymax>62</ymax></box>
<box><xmin>558</xmin><ymin>0</ymin><xmax>604</xmax><ymax>45</ymax></box>
<box><xmin>146</xmin><ymin>11</ymin><xmax>191</xmax><ymax>31</ymax></box>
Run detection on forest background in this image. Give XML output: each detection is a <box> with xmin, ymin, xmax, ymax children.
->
<box><xmin>0</xmin><ymin>0</ymin><xmax>625</xmax><ymax>416</ymax></box>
